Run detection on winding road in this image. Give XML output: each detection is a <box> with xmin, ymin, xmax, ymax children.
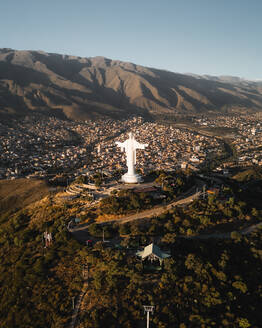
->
<box><xmin>68</xmin><ymin>183</ymin><xmax>262</xmax><ymax>242</ymax></box>
<box><xmin>68</xmin><ymin>187</ymin><xmax>201</xmax><ymax>234</ymax></box>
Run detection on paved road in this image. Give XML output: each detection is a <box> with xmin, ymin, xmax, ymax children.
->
<box><xmin>185</xmin><ymin>222</ymin><xmax>262</xmax><ymax>240</ymax></box>
<box><xmin>69</xmin><ymin>188</ymin><xmax>201</xmax><ymax>233</ymax></box>
<box><xmin>105</xmin><ymin>190</ymin><xmax>202</xmax><ymax>226</ymax></box>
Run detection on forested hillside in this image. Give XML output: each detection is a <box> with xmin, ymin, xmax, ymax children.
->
<box><xmin>0</xmin><ymin>176</ymin><xmax>261</xmax><ymax>327</ymax></box>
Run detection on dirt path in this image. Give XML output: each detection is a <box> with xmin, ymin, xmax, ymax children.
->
<box><xmin>68</xmin><ymin>268</ymin><xmax>89</xmax><ymax>328</ymax></box>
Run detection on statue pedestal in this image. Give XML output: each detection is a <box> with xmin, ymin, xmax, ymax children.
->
<box><xmin>121</xmin><ymin>173</ymin><xmax>143</xmax><ymax>184</ymax></box>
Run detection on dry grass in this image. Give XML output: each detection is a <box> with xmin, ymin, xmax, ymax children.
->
<box><xmin>232</xmin><ymin>168</ymin><xmax>262</xmax><ymax>182</ymax></box>
<box><xmin>0</xmin><ymin>178</ymin><xmax>50</xmax><ymax>214</ymax></box>
<box><xmin>95</xmin><ymin>213</ymin><xmax>120</xmax><ymax>223</ymax></box>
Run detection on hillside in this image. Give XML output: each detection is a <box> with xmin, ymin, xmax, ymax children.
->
<box><xmin>0</xmin><ymin>179</ymin><xmax>50</xmax><ymax>214</ymax></box>
<box><xmin>232</xmin><ymin>167</ymin><xmax>262</xmax><ymax>182</ymax></box>
<box><xmin>1</xmin><ymin>49</ymin><xmax>262</xmax><ymax>120</ymax></box>
<box><xmin>0</xmin><ymin>175</ymin><xmax>262</xmax><ymax>327</ymax></box>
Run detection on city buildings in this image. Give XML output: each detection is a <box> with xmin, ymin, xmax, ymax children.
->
<box><xmin>0</xmin><ymin>113</ymin><xmax>261</xmax><ymax>180</ymax></box>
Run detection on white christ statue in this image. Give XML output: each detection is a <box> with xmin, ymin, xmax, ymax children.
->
<box><xmin>116</xmin><ymin>132</ymin><xmax>148</xmax><ymax>183</ymax></box>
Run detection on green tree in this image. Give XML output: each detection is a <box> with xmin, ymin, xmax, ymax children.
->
<box><xmin>237</xmin><ymin>317</ymin><xmax>251</xmax><ymax>328</ymax></box>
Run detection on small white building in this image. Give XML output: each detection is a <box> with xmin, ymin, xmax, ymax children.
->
<box><xmin>136</xmin><ymin>243</ymin><xmax>170</xmax><ymax>265</ymax></box>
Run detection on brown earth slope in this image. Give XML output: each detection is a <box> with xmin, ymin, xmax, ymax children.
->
<box><xmin>0</xmin><ymin>48</ymin><xmax>262</xmax><ymax>120</ymax></box>
<box><xmin>0</xmin><ymin>178</ymin><xmax>50</xmax><ymax>214</ymax></box>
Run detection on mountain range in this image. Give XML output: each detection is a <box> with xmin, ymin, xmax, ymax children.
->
<box><xmin>1</xmin><ymin>48</ymin><xmax>262</xmax><ymax>120</ymax></box>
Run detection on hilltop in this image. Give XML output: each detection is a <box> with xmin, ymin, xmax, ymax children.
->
<box><xmin>1</xmin><ymin>49</ymin><xmax>262</xmax><ymax>120</ymax></box>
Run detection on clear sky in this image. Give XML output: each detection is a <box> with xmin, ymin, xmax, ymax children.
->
<box><xmin>1</xmin><ymin>0</ymin><xmax>261</xmax><ymax>79</ymax></box>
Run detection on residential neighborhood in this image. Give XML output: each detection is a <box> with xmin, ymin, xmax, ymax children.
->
<box><xmin>0</xmin><ymin>113</ymin><xmax>261</xmax><ymax>180</ymax></box>
<box><xmin>192</xmin><ymin>113</ymin><xmax>262</xmax><ymax>168</ymax></box>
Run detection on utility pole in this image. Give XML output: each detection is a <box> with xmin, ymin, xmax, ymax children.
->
<box><xmin>202</xmin><ymin>184</ymin><xmax>206</xmax><ymax>199</ymax></box>
<box><xmin>82</xmin><ymin>264</ymin><xmax>86</xmax><ymax>280</ymax></box>
<box><xmin>82</xmin><ymin>263</ymin><xmax>89</xmax><ymax>282</ymax></box>
<box><xmin>143</xmin><ymin>305</ymin><xmax>154</xmax><ymax>328</ymax></box>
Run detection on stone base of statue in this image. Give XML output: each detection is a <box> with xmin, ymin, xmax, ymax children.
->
<box><xmin>121</xmin><ymin>173</ymin><xmax>143</xmax><ymax>184</ymax></box>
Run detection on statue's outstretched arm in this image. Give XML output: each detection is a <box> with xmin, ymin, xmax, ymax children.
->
<box><xmin>116</xmin><ymin>141</ymin><xmax>127</xmax><ymax>152</ymax></box>
<box><xmin>134</xmin><ymin>141</ymin><xmax>148</xmax><ymax>150</ymax></box>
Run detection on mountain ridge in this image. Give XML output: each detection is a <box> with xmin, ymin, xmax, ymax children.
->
<box><xmin>0</xmin><ymin>48</ymin><xmax>262</xmax><ymax>120</ymax></box>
